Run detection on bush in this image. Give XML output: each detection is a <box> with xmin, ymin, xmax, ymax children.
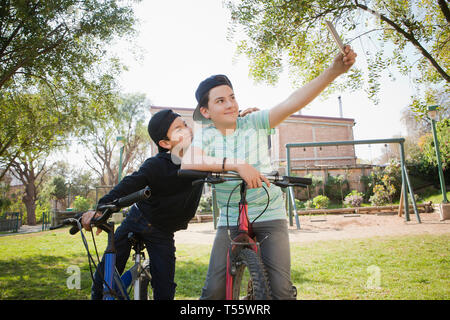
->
<box><xmin>313</xmin><ymin>195</ymin><xmax>330</xmax><ymax>209</ymax></box>
<box><xmin>198</xmin><ymin>195</ymin><xmax>212</xmax><ymax>214</ymax></box>
<box><xmin>304</xmin><ymin>200</ymin><xmax>314</xmax><ymax>209</ymax></box>
<box><xmin>324</xmin><ymin>174</ymin><xmax>349</xmax><ymax>201</ymax></box>
<box><xmin>73</xmin><ymin>196</ymin><xmax>92</xmax><ymax>212</ymax></box>
<box><xmin>343</xmin><ymin>190</ymin><xmax>364</xmax><ymax>207</ymax></box>
<box><xmin>294</xmin><ymin>199</ymin><xmax>305</xmax><ymax>209</ymax></box>
<box><xmin>369</xmin><ymin>185</ymin><xmax>390</xmax><ymax>206</ymax></box>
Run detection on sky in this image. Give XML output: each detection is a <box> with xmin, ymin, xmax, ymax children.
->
<box><xmin>67</xmin><ymin>0</ymin><xmax>419</xmax><ymax>168</ymax></box>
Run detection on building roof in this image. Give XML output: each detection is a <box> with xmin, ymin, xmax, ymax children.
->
<box><xmin>150</xmin><ymin>105</ymin><xmax>355</xmax><ymax>124</ymax></box>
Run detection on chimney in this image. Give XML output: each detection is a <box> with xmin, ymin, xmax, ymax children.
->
<box><xmin>338</xmin><ymin>95</ymin><xmax>343</xmax><ymax>118</ymax></box>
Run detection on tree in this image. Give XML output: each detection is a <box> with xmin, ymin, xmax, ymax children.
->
<box><xmin>419</xmin><ymin>118</ymin><xmax>450</xmax><ymax>170</ymax></box>
<box><xmin>226</xmin><ymin>0</ymin><xmax>449</xmax><ymax>108</ymax></box>
<box><xmin>0</xmin><ymin>0</ymin><xmax>140</xmax><ymax>175</ymax></box>
<box><xmin>80</xmin><ymin>93</ymin><xmax>151</xmax><ymax>186</ymax></box>
<box><xmin>0</xmin><ymin>0</ymin><xmax>138</xmax><ymax>91</ymax></box>
<box><xmin>9</xmin><ymin>150</ymin><xmax>51</xmax><ymax>225</ymax></box>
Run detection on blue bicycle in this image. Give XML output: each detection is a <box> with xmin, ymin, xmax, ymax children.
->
<box><xmin>51</xmin><ymin>187</ymin><xmax>152</xmax><ymax>300</ymax></box>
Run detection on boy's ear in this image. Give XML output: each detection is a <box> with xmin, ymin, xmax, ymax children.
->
<box><xmin>158</xmin><ymin>139</ymin><xmax>172</xmax><ymax>150</ymax></box>
<box><xmin>199</xmin><ymin>106</ymin><xmax>211</xmax><ymax>119</ymax></box>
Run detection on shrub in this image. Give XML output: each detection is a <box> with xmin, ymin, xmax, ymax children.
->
<box><xmin>312</xmin><ymin>195</ymin><xmax>330</xmax><ymax>209</ymax></box>
<box><xmin>369</xmin><ymin>185</ymin><xmax>390</xmax><ymax>206</ymax></box>
<box><xmin>294</xmin><ymin>199</ymin><xmax>305</xmax><ymax>209</ymax></box>
<box><xmin>324</xmin><ymin>174</ymin><xmax>349</xmax><ymax>201</ymax></box>
<box><xmin>343</xmin><ymin>190</ymin><xmax>364</xmax><ymax>207</ymax></box>
<box><xmin>73</xmin><ymin>196</ymin><xmax>92</xmax><ymax>212</ymax></box>
<box><xmin>304</xmin><ymin>200</ymin><xmax>314</xmax><ymax>209</ymax></box>
<box><xmin>198</xmin><ymin>195</ymin><xmax>212</xmax><ymax>214</ymax></box>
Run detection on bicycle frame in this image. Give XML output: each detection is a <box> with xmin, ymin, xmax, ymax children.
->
<box><xmin>226</xmin><ymin>182</ymin><xmax>259</xmax><ymax>300</ymax></box>
<box><xmin>177</xmin><ymin>169</ymin><xmax>311</xmax><ymax>300</ymax></box>
<box><xmin>101</xmin><ymin>222</ymin><xmax>150</xmax><ymax>300</ymax></box>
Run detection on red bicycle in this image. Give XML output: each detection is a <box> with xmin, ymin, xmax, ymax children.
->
<box><xmin>178</xmin><ymin>170</ymin><xmax>311</xmax><ymax>300</ymax></box>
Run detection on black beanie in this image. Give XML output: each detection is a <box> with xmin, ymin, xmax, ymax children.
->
<box><xmin>148</xmin><ymin>109</ymin><xmax>181</xmax><ymax>153</ymax></box>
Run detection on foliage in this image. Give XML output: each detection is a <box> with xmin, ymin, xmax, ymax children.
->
<box><xmin>369</xmin><ymin>184</ymin><xmax>390</xmax><ymax>206</ymax></box>
<box><xmin>226</xmin><ymin>0</ymin><xmax>449</xmax><ymax>109</ymax></box>
<box><xmin>324</xmin><ymin>174</ymin><xmax>349</xmax><ymax>201</ymax></box>
<box><xmin>50</xmin><ymin>176</ymin><xmax>68</xmax><ymax>200</ymax></box>
<box><xmin>0</xmin><ymin>0</ymin><xmax>138</xmax><ymax>91</ymax></box>
<box><xmin>80</xmin><ymin>93</ymin><xmax>151</xmax><ymax>186</ymax></box>
<box><xmin>198</xmin><ymin>195</ymin><xmax>212</xmax><ymax>214</ymax></box>
<box><xmin>294</xmin><ymin>198</ymin><xmax>304</xmax><ymax>209</ymax></box>
<box><xmin>312</xmin><ymin>195</ymin><xmax>330</xmax><ymax>209</ymax></box>
<box><xmin>367</xmin><ymin>160</ymin><xmax>402</xmax><ymax>204</ymax></box>
<box><xmin>419</xmin><ymin>118</ymin><xmax>450</xmax><ymax>170</ymax></box>
<box><xmin>0</xmin><ymin>0</ymin><xmax>140</xmax><ymax>178</ymax></box>
<box><xmin>343</xmin><ymin>190</ymin><xmax>365</xmax><ymax>207</ymax></box>
<box><xmin>303</xmin><ymin>199</ymin><xmax>314</xmax><ymax>209</ymax></box>
<box><xmin>73</xmin><ymin>196</ymin><xmax>92</xmax><ymax>212</ymax></box>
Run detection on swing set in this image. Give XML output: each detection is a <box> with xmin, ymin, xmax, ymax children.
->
<box><xmin>285</xmin><ymin>138</ymin><xmax>421</xmax><ymax>230</ymax></box>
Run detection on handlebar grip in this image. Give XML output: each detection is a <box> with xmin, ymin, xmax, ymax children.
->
<box><xmin>117</xmin><ymin>187</ymin><xmax>151</xmax><ymax>208</ymax></box>
<box><xmin>284</xmin><ymin>176</ymin><xmax>312</xmax><ymax>185</ymax></box>
<box><xmin>177</xmin><ymin>169</ymin><xmax>210</xmax><ymax>179</ymax></box>
<box><xmin>69</xmin><ymin>225</ymin><xmax>80</xmax><ymax>235</ymax></box>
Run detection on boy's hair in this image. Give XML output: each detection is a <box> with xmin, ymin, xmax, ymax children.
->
<box><xmin>193</xmin><ymin>74</ymin><xmax>233</xmax><ymax>123</ymax></box>
<box><xmin>148</xmin><ymin>109</ymin><xmax>180</xmax><ymax>153</ymax></box>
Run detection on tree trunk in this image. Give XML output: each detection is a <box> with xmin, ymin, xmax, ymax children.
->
<box><xmin>22</xmin><ymin>183</ymin><xmax>37</xmax><ymax>225</ymax></box>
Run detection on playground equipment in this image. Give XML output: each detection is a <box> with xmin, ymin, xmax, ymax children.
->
<box><xmin>286</xmin><ymin>138</ymin><xmax>421</xmax><ymax>229</ymax></box>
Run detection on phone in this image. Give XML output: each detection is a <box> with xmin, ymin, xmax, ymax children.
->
<box><xmin>325</xmin><ymin>20</ymin><xmax>345</xmax><ymax>54</ymax></box>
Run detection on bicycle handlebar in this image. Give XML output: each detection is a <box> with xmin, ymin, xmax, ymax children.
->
<box><xmin>177</xmin><ymin>170</ymin><xmax>312</xmax><ymax>188</ymax></box>
<box><xmin>49</xmin><ymin>187</ymin><xmax>151</xmax><ymax>234</ymax></box>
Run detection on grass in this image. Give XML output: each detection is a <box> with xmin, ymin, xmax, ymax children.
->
<box><xmin>0</xmin><ymin>228</ymin><xmax>449</xmax><ymax>300</ymax></box>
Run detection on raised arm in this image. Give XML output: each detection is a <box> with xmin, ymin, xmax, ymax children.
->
<box><xmin>269</xmin><ymin>45</ymin><xmax>357</xmax><ymax>128</ymax></box>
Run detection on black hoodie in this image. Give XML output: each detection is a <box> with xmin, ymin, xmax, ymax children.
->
<box><xmin>97</xmin><ymin>152</ymin><xmax>203</xmax><ymax>233</ymax></box>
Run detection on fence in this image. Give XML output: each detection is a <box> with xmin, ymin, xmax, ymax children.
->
<box><xmin>0</xmin><ymin>212</ymin><xmax>22</xmax><ymax>233</ymax></box>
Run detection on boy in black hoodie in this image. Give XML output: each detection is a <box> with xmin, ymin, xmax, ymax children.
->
<box><xmin>82</xmin><ymin>109</ymin><xmax>203</xmax><ymax>300</ymax></box>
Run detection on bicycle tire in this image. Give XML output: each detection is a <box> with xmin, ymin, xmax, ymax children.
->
<box><xmin>232</xmin><ymin>248</ymin><xmax>272</xmax><ymax>300</ymax></box>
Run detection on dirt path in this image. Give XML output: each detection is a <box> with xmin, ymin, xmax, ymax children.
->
<box><xmin>175</xmin><ymin>212</ymin><xmax>450</xmax><ymax>244</ymax></box>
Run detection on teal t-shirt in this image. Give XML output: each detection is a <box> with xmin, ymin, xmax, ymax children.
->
<box><xmin>191</xmin><ymin>109</ymin><xmax>286</xmax><ymax>227</ymax></box>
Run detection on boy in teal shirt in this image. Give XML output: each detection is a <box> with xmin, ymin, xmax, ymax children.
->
<box><xmin>182</xmin><ymin>46</ymin><xmax>356</xmax><ymax>299</ymax></box>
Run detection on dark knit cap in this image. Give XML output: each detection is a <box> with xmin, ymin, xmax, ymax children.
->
<box><xmin>148</xmin><ymin>109</ymin><xmax>180</xmax><ymax>153</ymax></box>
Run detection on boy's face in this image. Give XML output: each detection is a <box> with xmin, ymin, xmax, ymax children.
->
<box><xmin>159</xmin><ymin>117</ymin><xmax>193</xmax><ymax>151</ymax></box>
<box><xmin>200</xmin><ymin>85</ymin><xmax>239</xmax><ymax>127</ymax></box>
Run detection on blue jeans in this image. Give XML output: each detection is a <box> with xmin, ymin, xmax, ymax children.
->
<box><xmin>91</xmin><ymin>205</ymin><xmax>176</xmax><ymax>300</ymax></box>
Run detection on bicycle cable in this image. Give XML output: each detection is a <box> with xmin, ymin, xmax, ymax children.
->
<box><xmin>75</xmin><ymin>220</ymin><xmax>120</xmax><ymax>299</ymax></box>
<box><xmin>225</xmin><ymin>181</ymin><xmax>270</xmax><ymax>241</ymax></box>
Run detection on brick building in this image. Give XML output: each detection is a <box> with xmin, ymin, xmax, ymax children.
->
<box><xmin>150</xmin><ymin>106</ymin><xmax>373</xmax><ymax>196</ymax></box>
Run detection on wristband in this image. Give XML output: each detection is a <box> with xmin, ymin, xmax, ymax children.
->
<box><xmin>222</xmin><ymin>157</ymin><xmax>227</xmax><ymax>172</ymax></box>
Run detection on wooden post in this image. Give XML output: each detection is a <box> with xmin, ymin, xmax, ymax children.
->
<box><xmin>398</xmin><ymin>183</ymin><xmax>404</xmax><ymax>217</ymax></box>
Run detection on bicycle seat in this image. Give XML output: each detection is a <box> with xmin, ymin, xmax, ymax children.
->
<box><xmin>128</xmin><ymin>232</ymin><xmax>145</xmax><ymax>250</ymax></box>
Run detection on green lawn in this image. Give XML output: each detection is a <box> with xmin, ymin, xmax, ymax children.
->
<box><xmin>0</xmin><ymin>228</ymin><xmax>448</xmax><ymax>300</ymax></box>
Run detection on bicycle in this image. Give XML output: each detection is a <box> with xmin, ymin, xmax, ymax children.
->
<box><xmin>177</xmin><ymin>170</ymin><xmax>311</xmax><ymax>300</ymax></box>
<box><xmin>50</xmin><ymin>187</ymin><xmax>152</xmax><ymax>300</ymax></box>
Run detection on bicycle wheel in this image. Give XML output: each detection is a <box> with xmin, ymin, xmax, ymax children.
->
<box><xmin>232</xmin><ymin>248</ymin><xmax>272</xmax><ymax>300</ymax></box>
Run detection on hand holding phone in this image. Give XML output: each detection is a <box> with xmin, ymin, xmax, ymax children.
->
<box><xmin>325</xmin><ymin>20</ymin><xmax>345</xmax><ymax>54</ymax></box>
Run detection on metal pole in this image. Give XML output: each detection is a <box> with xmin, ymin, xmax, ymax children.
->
<box><xmin>286</xmin><ymin>146</ymin><xmax>293</xmax><ymax>227</ymax></box>
<box><xmin>399</xmin><ymin>141</ymin><xmax>410</xmax><ymax>221</ymax></box>
<box><xmin>212</xmin><ymin>185</ymin><xmax>219</xmax><ymax>230</ymax></box>
<box><xmin>430</xmin><ymin>118</ymin><xmax>448</xmax><ymax>203</ymax></box>
<box><xmin>400</xmin><ymin>142</ymin><xmax>420</xmax><ymax>223</ymax></box>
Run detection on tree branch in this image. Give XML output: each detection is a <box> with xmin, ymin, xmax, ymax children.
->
<box><xmin>355</xmin><ymin>1</ymin><xmax>450</xmax><ymax>82</ymax></box>
<box><xmin>438</xmin><ymin>0</ymin><xmax>450</xmax><ymax>24</ymax></box>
